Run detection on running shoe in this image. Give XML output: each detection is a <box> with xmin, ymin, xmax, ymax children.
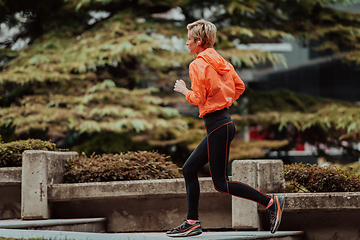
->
<box><xmin>267</xmin><ymin>195</ymin><xmax>285</xmax><ymax>234</ymax></box>
<box><xmin>166</xmin><ymin>220</ymin><xmax>202</xmax><ymax>237</ymax></box>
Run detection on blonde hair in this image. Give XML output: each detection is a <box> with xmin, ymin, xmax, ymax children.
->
<box><xmin>187</xmin><ymin>19</ymin><xmax>217</xmax><ymax>48</ymax></box>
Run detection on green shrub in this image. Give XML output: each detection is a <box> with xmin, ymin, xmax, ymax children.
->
<box><xmin>0</xmin><ymin>139</ymin><xmax>57</xmax><ymax>167</ymax></box>
<box><xmin>283</xmin><ymin>163</ymin><xmax>360</xmax><ymax>193</ymax></box>
<box><xmin>64</xmin><ymin>151</ymin><xmax>182</xmax><ymax>183</ymax></box>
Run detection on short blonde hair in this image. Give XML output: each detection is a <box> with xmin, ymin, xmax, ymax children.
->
<box><xmin>187</xmin><ymin>19</ymin><xmax>217</xmax><ymax>48</ymax></box>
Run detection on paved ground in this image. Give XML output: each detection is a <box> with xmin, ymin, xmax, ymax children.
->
<box><xmin>0</xmin><ymin>218</ymin><xmax>304</xmax><ymax>240</ymax></box>
<box><xmin>0</xmin><ymin>229</ymin><xmax>304</xmax><ymax>240</ymax></box>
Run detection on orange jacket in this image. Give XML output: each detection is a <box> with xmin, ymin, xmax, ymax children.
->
<box><xmin>185</xmin><ymin>48</ymin><xmax>245</xmax><ymax>118</ymax></box>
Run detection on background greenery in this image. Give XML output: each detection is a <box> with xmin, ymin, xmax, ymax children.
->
<box><xmin>1</xmin><ymin>0</ymin><xmax>360</xmax><ymax>167</ymax></box>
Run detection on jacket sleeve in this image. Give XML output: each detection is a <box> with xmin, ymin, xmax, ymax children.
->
<box><xmin>185</xmin><ymin>61</ymin><xmax>207</xmax><ymax>106</ymax></box>
<box><xmin>231</xmin><ymin>65</ymin><xmax>245</xmax><ymax>100</ymax></box>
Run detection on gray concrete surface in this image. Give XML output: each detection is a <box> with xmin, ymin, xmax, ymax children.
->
<box><xmin>0</xmin><ymin>229</ymin><xmax>304</xmax><ymax>240</ymax></box>
<box><xmin>0</xmin><ymin>219</ymin><xmax>304</xmax><ymax>240</ymax></box>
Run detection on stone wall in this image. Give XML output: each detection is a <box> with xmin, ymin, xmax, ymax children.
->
<box><xmin>1</xmin><ymin>150</ymin><xmax>360</xmax><ymax>239</ymax></box>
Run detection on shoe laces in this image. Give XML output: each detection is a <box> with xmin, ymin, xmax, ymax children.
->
<box><xmin>267</xmin><ymin>209</ymin><xmax>277</xmax><ymax>223</ymax></box>
<box><xmin>173</xmin><ymin>220</ymin><xmax>188</xmax><ymax>231</ymax></box>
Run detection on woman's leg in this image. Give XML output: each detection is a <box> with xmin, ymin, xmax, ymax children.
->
<box><xmin>182</xmin><ymin>135</ymin><xmax>209</xmax><ymax>220</ymax></box>
<box><xmin>207</xmin><ymin>122</ymin><xmax>271</xmax><ymax>207</ymax></box>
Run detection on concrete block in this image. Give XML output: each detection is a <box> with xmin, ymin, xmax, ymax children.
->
<box><xmin>231</xmin><ymin>159</ymin><xmax>284</xmax><ymax>230</ymax></box>
<box><xmin>256</xmin><ymin>160</ymin><xmax>285</xmax><ymax>193</ymax></box>
<box><xmin>21</xmin><ymin>150</ymin><xmax>78</xmax><ymax>220</ymax></box>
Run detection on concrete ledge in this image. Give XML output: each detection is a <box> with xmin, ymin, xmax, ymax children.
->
<box><xmin>0</xmin><ymin>218</ymin><xmax>106</xmax><ymax>228</ymax></box>
<box><xmin>48</xmin><ymin>177</ymin><xmax>216</xmax><ymax>201</ymax></box>
<box><xmin>0</xmin><ymin>167</ymin><xmax>21</xmax><ymax>185</ymax></box>
<box><xmin>257</xmin><ymin>192</ymin><xmax>360</xmax><ymax>212</ymax></box>
<box><xmin>0</xmin><ymin>218</ymin><xmax>106</xmax><ymax>233</ymax></box>
<box><xmin>282</xmin><ymin>192</ymin><xmax>360</xmax><ymax>211</ymax></box>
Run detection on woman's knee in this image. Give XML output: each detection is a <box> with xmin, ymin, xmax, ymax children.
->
<box><xmin>212</xmin><ymin>179</ymin><xmax>228</xmax><ymax>193</ymax></box>
<box><xmin>182</xmin><ymin>164</ymin><xmax>196</xmax><ymax>179</ymax></box>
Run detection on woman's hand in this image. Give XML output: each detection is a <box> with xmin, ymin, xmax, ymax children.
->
<box><xmin>174</xmin><ymin>79</ymin><xmax>190</xmax><ymax>96</ymax></box>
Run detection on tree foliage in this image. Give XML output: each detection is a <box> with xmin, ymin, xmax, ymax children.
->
<box><xmin>1</xmin><ymin>0</ymin><xmax>360</xmax><ymax>159</ymax></box>
<box><xmin>0</xmin><ymin>80</ymin><xmax>189</xmax><ymax>147</ymax></box>
<box><xmin>232</xmin><ymin>89</ymin><xmax>360</xmax><ymax>161</ymax></box>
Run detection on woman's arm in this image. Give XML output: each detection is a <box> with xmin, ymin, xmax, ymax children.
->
<box><xmin>231</xmin><ymin>65</ymin><xmax>245</xmax><ymax>100</ymax></box>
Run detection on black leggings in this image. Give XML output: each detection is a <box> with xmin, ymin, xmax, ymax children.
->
<box><xmin>182</xmin><ymin>108</ymin><xmax>272</xmax><ymax>220</ymax></box>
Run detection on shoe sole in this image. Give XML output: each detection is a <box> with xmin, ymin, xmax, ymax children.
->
<box><xmin>166</xmin><ymin>230</ymin><xmax>202</xmax><ymax>237</ymax></box>
<box><xmin>271</xmin><ymin>196</ymin><xmax>285</xmax><ymax>234</ymax></box>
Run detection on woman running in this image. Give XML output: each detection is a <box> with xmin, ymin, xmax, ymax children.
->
<box><xmin>166</xmin><ymin>19</ymin><xmax>284</xmax><ymax>237</ymax></box>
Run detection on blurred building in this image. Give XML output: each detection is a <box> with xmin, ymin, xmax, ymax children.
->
<box><xmin>239</xmin><ymin>2</ymin><xmax>360</xmax><ymax>104</ymax></box>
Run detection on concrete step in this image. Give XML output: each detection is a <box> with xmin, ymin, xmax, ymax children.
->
<box><xmin>0</xmin><ymin>229</ymin><xmax>304</xmax><ymax>240</ymax></box>
<box><xmin>0</xmin><ymin>218</ymin><xmax>106</xmax><ymax>233</ymax></box>
<box><xmin>199</xmin><ymin>231</ymin><xmax>305</xmax><ymax>240</ymax></box>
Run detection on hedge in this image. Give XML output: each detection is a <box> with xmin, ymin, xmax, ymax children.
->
<box><xmin>64</xmin><ymin>151</ymin><xmax>182</xmax><ymax>183</ymax></box>
<box><xmin>283</xmin><ymin>163</ymin><xmax>360</xmax><ymax>192</ymax></box>
<box><xmin>0</xmin><ymin>139</ymin><xmax>57</xmax><ymax>167</ymax></box>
